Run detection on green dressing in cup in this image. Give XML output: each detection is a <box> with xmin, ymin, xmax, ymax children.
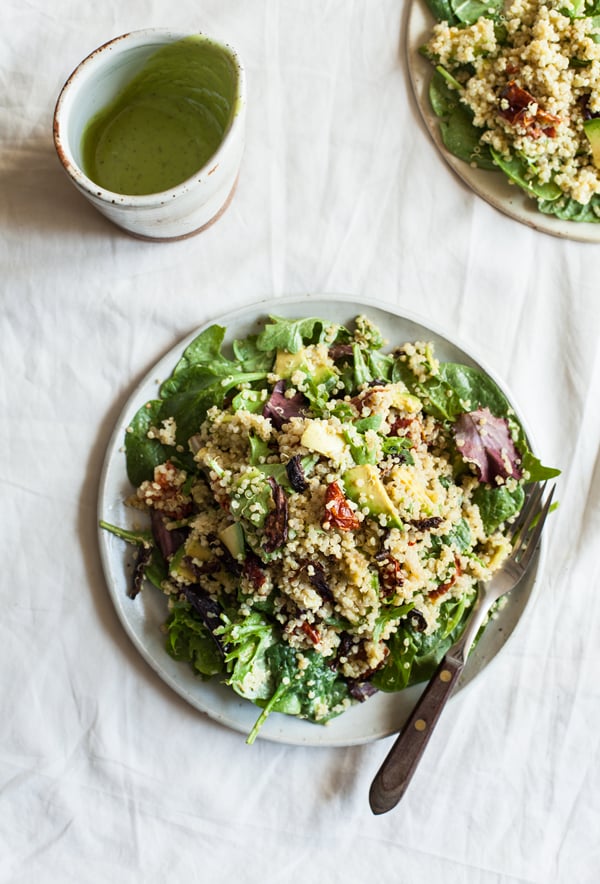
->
<box><xmin>81</xmin><ymin>36</ymin><xmax>238</xmax><ymax>195</ymax></box>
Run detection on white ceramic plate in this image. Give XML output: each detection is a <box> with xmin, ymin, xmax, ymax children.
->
<box><xmin>98</xmin><ymin>294</ymin><xmax>545</xmax><ymax>746</ymax></box>
<box><xmin>406</xmin><ymin>0</ymin><xmax>600</xmax><ymax>243</ymax></box>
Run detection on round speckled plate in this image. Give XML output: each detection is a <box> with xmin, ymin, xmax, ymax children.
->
<box><xmin>406</xmin><ymin>0</ymin><xmax>600</xmax><ymax>243</ymax></box>
<box><xmin>98</xmin><ymin>294</ymin><xmax>546</xmax><ymax>746</ymax></box>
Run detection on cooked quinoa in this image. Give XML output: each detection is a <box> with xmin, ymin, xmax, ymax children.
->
<box><xmin>426</xmin><ymin>0</ymin><xmax>600</xmax><ymax>206</ymax></box>
<box><xmin>103</xmin><ymin>314</ymin><xmax>554</xmax><ymax>741</ymax></box>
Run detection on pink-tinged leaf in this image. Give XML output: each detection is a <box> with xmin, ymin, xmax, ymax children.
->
<box><xmin>454</xmin><ymin>407</ymin><xmax>523</xmax><ymax>484</ymax></box>
<box><xmin>262</xmin><ymin>380</ymin><xmax>308</xmax><ymax>430</ymax></box>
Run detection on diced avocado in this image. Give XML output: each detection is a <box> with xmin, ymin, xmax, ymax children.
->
<box><xmin>343</xmin><ymin>464</ymin><xmax>403</xmax><ymax>529</ymax></box>
<box><xmin>301</xmin><ymin>420</ymin><xmax>349</xmax><ymax>462</ymax></box>
<box><xmin>219</xmin><ymin>522</ymin><xmax>246</xmax><ymax>560</ymax></box>
<box><xmin>169</xmin><ymin>545</ymin><xmax>196</xmax><ymax>582</ymax></box>
<box><xmin>584</xmin><ymin>118</ymin><xmax>600</xmax><ymax>168</ymax></box>
<box><xmin>390</xmin><ymin>390</ymin><xmax>422</xmax><ymax>414</ymax></box>
<box><xmin>185</xmin><ymin>536</ymin><xmax>212</xmax><ymax>562</ymax></box>
<box><xmin>392</xmin><ymin>464</ymin><xmax>437</xmax><ymax>516</ymax></box>
<box><xmin>274</xmin><ymin>343</ymin><xmax>336</xmax><ymax>385</ymax></box>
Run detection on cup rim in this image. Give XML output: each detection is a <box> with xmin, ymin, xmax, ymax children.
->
<box><xmin>53</xmin><ymin>28</ymin><xmax>246</xmax><ymax>208</ymax></box>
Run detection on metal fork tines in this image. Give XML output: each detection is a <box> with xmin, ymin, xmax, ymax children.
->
<box><xmin>368</xmin><ymin>481</ymin><xmax>556</xmax><ymax>816</ymax></box>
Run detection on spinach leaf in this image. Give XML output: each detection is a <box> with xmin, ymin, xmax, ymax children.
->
<box><xmin>522</xmin><ymin>451</ymin><xmax>561</xmax><ymax>482</ymax></box>
<box><xmin>451</xmin><ymin>0</ymin><xmax>503</xmax><ymax>25</ymax></box>
<box><xmin>373</xmin><ymin>595</ymin><xmax>473</xmax><ymax>692</ymax></box>
<box><xmin>537</xmin><ymin>194</ymin><xmax>600</xmax><ymax>222</ymax></box>
<box><xmin>440</xmin><ymin>108</ymin><xmax>496</xmax><ymax>170</ymax></box>
<box><xmin>472</xmin><ymin>483</ymin><xmax>525</xmax><ymax>534</ymax></box>
<box><xmin>399</xmin><ymin>361</ymin><xmax>510</xmax><ymax>422</ymax></box>
<box><xmin>490</xmin><ymin>148</ymin><xmax>562</xmax><ymax>201</ymax></box>
<box><xmin>159</xmin><ymin>366</ymin><xmax>268</xmax><ymax>447</ymax></box>
<box><xmin>429</xmin><ymin>69</ymin><xmax>462</xmax><ymax>117</ymax></box>
<box><xmin>125</xmin><ymin>399</ymin><xmax>171</xmax><ymax>487</ymax></box>
<box><xmin>246</xmin><ymin>643</ymin><xmax>350</xmax><ymax>743</ymax></box>
<box><xmin>219</xmin><ymin>622</ymin><xmax>352</xmax><ymax>744</ymax></box>
<box><xmin>429</xmin><ymin>517</ymin><xmax>472</xmax><ymax>556</ymax></box>
<box><xmin>124</xmin><ymin>325</ymin><xmax>271</xmax><ymax>483</ymax></box>
<box><xmin>429</xmin><ymin>70</ymin><xmax>496</xmax><ymax>171</ymax></box>
<box><xmin>425</xmin><ymin>0</ymin><xmax>459</xmax><ymax>23</ymax></box>
<box><xmin>171</xmin><ymin>324</ymin><xmax>231</xmax><ymax>375</ymax></box>
<box><xmin>165</xmin><ymin>602</ymin><xmax>225</xmax><ymax>678</ymax></box>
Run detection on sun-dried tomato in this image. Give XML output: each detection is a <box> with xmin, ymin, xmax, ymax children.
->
<box><xmin>301</xmin><ymin>621</ymin><xmax>321</xmax><ymax>645</ymax></box>
<box><xmin>498</xmin><ymin>81</ymin><xmax>560</xmax><ymax>138</ymax></box>
<box><xmin>429</xmin><ymin>555</ymin><xmax>462</xmax><ymax>600</ymax></box>
<box><xmin>143</xmin><ymin>461</ymin><xmax>193</xmax><ymax>519</ymax></box>
<box><xmin>323</xmin><ymin>481</ymin><xmax>360</xmax><ymax>531</ymax></box>
<box><xmin>388</xmin><ymin>416</ymin><xmax>414</xmax><ymax>435</ymax></box>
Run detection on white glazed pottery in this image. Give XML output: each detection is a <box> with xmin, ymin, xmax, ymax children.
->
<box><xmin>53</xmin><ymin>29</ymin><xmax>246</xmax><ymax>241</ymax></box>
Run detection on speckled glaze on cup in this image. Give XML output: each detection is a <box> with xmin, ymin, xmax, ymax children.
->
<box><xmin>53</xmin><ymin>30</ymin><xmax>246</xmax><ymax>241</ymax></box>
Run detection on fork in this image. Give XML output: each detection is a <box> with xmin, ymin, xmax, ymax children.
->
<box><xmin>369</xmin><ymin>481</ymin><xmax>556</xmax><ymax>815</ymax></box>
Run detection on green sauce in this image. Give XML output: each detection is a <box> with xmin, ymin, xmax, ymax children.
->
<box><xmin>81</xmin><ymin>36</ymin><xmax>238</xmax><ymax>195</ymax></box>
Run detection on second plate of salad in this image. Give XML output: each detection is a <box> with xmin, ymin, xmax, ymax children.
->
<box><xmin>407</xmin><ymin>0</ymin><xmax>600</xmax><ymax>242</ymax></box>
<box><xmin>98</xmin><ymin>295</ymin><xmax>557</xmax><ymax>746</ymax></box>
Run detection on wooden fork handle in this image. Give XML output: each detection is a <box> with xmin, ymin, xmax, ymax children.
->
<box><xmin>369</xmin><ymin>653</ymin><xmax>464</xmax><ymax>815</ymax></box>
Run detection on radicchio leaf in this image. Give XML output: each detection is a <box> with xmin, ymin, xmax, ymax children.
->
<box><xmin>347</xmin><ymin>680</ymin><xmax>378</xmax><ymax>702</ymax></box>
<box><xmin>262</xmin><ymin>380</ymin><xmax>308</xmax><ymax>430</ymax></box>
<box><xmin>150</xmin><ymin>509</ymin><xmax>188</xmax><ymax>559</ymax></box>
<box><xmin>454</xmin><ymin>407</ymin><xmax>523</xmax><ymax>484</ymax></box>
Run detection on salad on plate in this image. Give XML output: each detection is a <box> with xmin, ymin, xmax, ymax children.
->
<box><xmin>101</xmin><ymin>313</ymin><xmax>558</xmax><ymax>743</ymax></box>
<box><xmin>421</xmin><ymin>0</ymin><xmax>600</xmax><ymax>222</ymax></box>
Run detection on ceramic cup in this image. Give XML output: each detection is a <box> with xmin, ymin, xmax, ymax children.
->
<box><xmin>53</xmin><ymin>29</ymin><xmax>246</xmax><ymax>241</ymax></box>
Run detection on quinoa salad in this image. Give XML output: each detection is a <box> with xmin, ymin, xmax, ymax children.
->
<box><xmin>422</xmin><ymin>0</ymin><xmax>600</xmax><ymax>221</ymax></box>
<box><xmin>101</xmin><ymin>314</ymin><xmax>558</xmax><ymax>743</ymax></box>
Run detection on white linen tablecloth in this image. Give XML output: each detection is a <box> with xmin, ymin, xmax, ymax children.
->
<box><xmin>2</xmin><ymin>1</ymin><xmax>599</xmax><ymax>882</ymax></box>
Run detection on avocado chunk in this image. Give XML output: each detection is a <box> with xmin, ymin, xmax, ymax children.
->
<box><xmin>584</xmin><ymin>118</ymin><xmax>600</xmax><ymax>169</ymax></box>
<box><xmin>185</xmin><ymin>536</ymin><xmax>212</xmax><ymax>562</ymax></box>
<box><xmin>301</xmin><ymin>420</ymin><xmax>349</xmax><ymax>462</ymax></box>
<box><xmin>390</xmin><ymin>389</ymin><xmax>422</xmax><ymax>414</ymax></box>
<box><xmin>169</xmin><ymin>544</ymin><xmax>197</xmax><ymax>582</ymax></box>
<box><xmin>343</xmin><ymin>464</ymin><xmax>403</xmax><ymax>529</ymax></box>
<box><xmin>274</xmin><ymin>343</ymin><xmax>336</xmax><ymax>385</ymax></box>
<box><xmin>219</xmin><ymin>522</ymin><xmax>246</xmax><ymax>560</ymax></box>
